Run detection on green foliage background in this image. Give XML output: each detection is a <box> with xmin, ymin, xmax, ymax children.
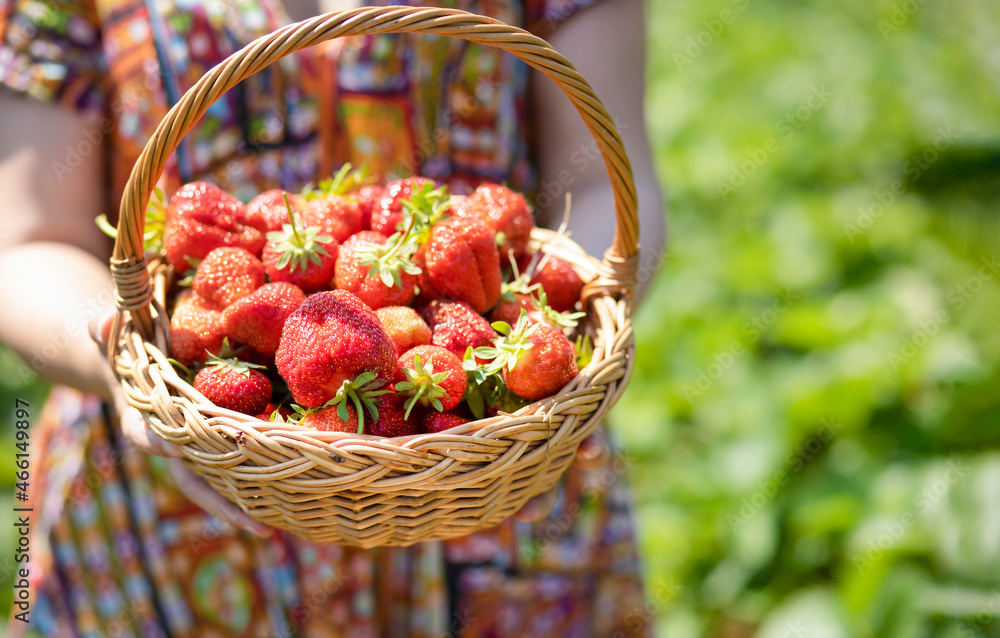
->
<box><xmin>3</xmin><ymin>0</ymin><xmax>1000</xmax><ymax>635</ymax></box>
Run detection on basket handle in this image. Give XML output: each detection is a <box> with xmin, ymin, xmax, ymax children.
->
<box><xmin>111</xmin><ymin>5</ymin><xmax>639</xmax><ymax>339</ymax></box>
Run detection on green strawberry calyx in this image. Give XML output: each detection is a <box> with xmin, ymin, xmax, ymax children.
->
<box><xmin>322</xmin><ymin>371</ymin><xmax>392</xmax><ymax>434</ymax></box>
<box><xmin>575</xmin><ymin>334</ymin><xmax>594</xmax><ymax>370</ymax></box>
<box><xmin>531</xmin><ymin>289</ymin><xmax>586</xmax><ymax>329</ymax></box>
<box><xmin>204</xmin><ymin>351</ymin><xmax>266</xmax><ymax>377</ymax></box>
<box><xmin>266</xmin><ymin>194</ymin><xmax>334</xmax><ymax>274</ymax></box>
<box><xmin>303</xmin><ymin>163</ymin><xmax>375</xmax><ymax>201</ymax></box>
<box><xmin>469</xmin><ymin>310</ymin><xmax>537</xmax><ymax>376</ymax></box>
<box><xmin>399</xmin><ymin>182</ymin><xmax>451</xmax><ymax>241</ymax></box>
<box><xmin>96</xmin><ymin>187</ymin><xmax>167</xmax><ymax>255</ymax></box>
<box><xmin>394</xmin><ymin>354</ymin><xmax>451</xmax><ymax>419</ymax></box>
<box><xmin>354</xmin><ymin>232</ymin><xmax>422</xmax><ymax>289</ymax></box>
<box><xmin>461</xmin><ymin>347</ymin><xmax>526</xmax><ymax>419</ymax></box>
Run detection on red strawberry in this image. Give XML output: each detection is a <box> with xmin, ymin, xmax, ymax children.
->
<box><xmin>301</xmin><ymin>195</ymin><xmax>364</xmax><ymax>243</ymax></box>
<box><xmin>193</xmin><ymin>355</ymin><xmax>272</xmax><ymax>416</ymax></box>
<box><xmin>376</xmin><ymin>306</ymin><xmax>432</xmax><ymax>355</ymax></box>
<box><xmin>367</xmin><ymin>397</ymin><xmax>420</xmax><ymax>437</ymax></box>
<box><xmin>491</xmin><ymin>289</ymin><xmax>585</xmax><ymax>331</ymax></box>
<box><xmin>333</xmin><ymin>231</ymin><xmax>419</xmax><ymax>309</ymax></box>
<box><xmin>275</xmin><ymin>290</ymin><xmax>397</xmax><ymax>417</ymax></box>
<box><xmin>355</xmin><ymin>184</ymin><xmax>384</xmax><ymax>229</ymax></box>
<box><xmin>300</xmin><ymin>405</ymin><xmax>358</xmax><ymax>433</ymax></box>
<box><xmin>192</xmin><ymin>247</ymin><xmax>265</xmax><ymax>307</ymax></box>
<box><xmin>223</xmin><ymin>282</ymin><xmax>306</xmax><ymax>356</ymax></box>
<box><xmin>419</xmin><ymin>299</ymin><xmax>496</xmax><ymax>358</ymax></box>
<box><xmin>262</xmin><ymin>201</ymin><xmax>338</xmax><ymax>293</ymax></box>
<box><xmin>162</xmin><ymin>182</ymin><xmax>264</xmax><ymax>273</ymax></box>
<box><xmin>394</xmin><ymin>345</ymin><xmax>466</xmax><ymax>419</ymax></box>
<box><xmin>456</xmin><ymin>184</ymin><xmax>534</xmax><ymax>260</ymax></box>
<box><xmin>422</xmin><ymin>410</ymin><xmax>470</xmax><ymax>434</ymax></box>
<box><xmin>170</xmin><ymin>300</ymin><xmax>226</xmax><ymax>366</ymax></box>
<box><xmin>246</xmin><ymin>189</ymin><xmax>305</xmax><ymax>233</ymax></box>
<box><xmin>411</xmin><ymin>244</ymin><xmax>438</xmax><ymax>301</ymax></box>
<box><xmin>370</xmin><ymin>177</ymin><xmax>437</xmax><ymax>235</ymax></box>
<box><xmin>491</xmin><ymin>292</ymin><xmax>541</xmax><ymax>327</ymax></box>
<box><xmin>504</xmin><ymin>324</ymin><xmax>578</xmax><ymax>401</ymax></box>
<box><xmin>173</xmin><ymin>288</ymin><xmax>223</xmax><ymax>313</ymax></box>
<box><xmin>425</xmin><ymin>217</ymin><xmax>502</xmax><ymax>313</ymax></box>
<box><xmin>298</xmin><ymin>391</ymin><xmax>410</xmax><ymax>436</ymax></box>
<box><xmin>529</xmin><ymin>255</ymin><xmax>584</xmax><ymax>312</ymax></box>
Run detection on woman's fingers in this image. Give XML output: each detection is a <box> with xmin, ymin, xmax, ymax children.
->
<box><xmin>166</xmin><ymin>458</ymin><xmax>273</xmax><ymax>539</ymax></box>
<box><xmin>90</xmin><ymin>305</ymin><xmax>184</xmax><ymax>458</ymax></box>
<box><xmin>121</xmin><ymin>407</ymin><xmax>185</xmax><ymax>457</ymax></box>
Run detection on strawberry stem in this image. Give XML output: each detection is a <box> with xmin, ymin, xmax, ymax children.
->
<box><xmin>394</xmin><ymin>354</ymin><xmax>451</xmax><ymax>419</ymax></box>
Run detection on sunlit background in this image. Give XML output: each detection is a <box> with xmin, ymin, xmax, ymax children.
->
<box><xmin>3</xmin><ymin>0</ymin><xmax>1000</xmax><ymax>635</ymax></box>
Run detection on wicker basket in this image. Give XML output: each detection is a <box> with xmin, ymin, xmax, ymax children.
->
<box><xmin>106</xmin><ymin>5</ymin><xmax>640</xmax><ymax>548</ymax></box>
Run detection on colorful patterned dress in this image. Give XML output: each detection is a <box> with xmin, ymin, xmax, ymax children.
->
<box><xmin>1</xmin><ymin>0</ymin><xmax>649</xmax><ymax>635</ymax></box>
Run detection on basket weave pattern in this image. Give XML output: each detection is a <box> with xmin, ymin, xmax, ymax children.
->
<box><xmin>107</xmin><ymin>6</ymin><xmax>640</xmax><ymax>547</ymax></box>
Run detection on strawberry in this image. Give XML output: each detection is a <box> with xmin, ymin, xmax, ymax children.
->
<box><xmin>275</xmin><ymin>290</ymin><xmax>397</xmax><ymax>422</ymax></box>
<box><xmin>299</xmin><ymin>405</ymin><xmax>358</xmax><ymax>433</ymax></box>
<box><xmin>223</xmin><ymin>282</ymin><xmax>306</xmax><ymax>356</ymax></box>
<box><xmin>456</xmin><ymin>184</ymin><xmax>534</xmax><ymax>260</ymax></box>
<box><xmin>301</xmin><ymin>195</ymin><xmax>364</xmax><ymax>243</ymax></box>
<box><xmin>425</xmin><ymin>216</ymin><xmax>502</xmax><ymax>313</ymax></box>
<box><xmin>491</xmin><ymin>289</ymin><xmax>585</xmax><ymax>331</ymax></box>
<box><xmin>422</xmin><ymin>410</ymin><xmax>470</xmax><ymax>434</ymax></box>
<box><xmin>504</xmin><ymin>324</ymin><xmax>578</xmax><ymax>401</ymax></box>
<box><xmin>355</xmin><ymin>184</ymin><xmax>384</xmax><ymax>229</ymax></box>
<box><xmin>529</xmin><ymin>255</ymin><xmax>584</xmax><ymax>312</ymax></box>
<box><xmin>376</xmin><ymin>306</ymin><xmax>432</xmax><ymax>355</ymax></box>
<box><xmin>366</xmin><ymin>396</ymin><xmax>420</xmax><ymax>437</ymax></box>
<box><xmin>411</xmin><ymin>244</ymin><xmax>438</xmax><ymax>301</ymax></box>
<box><xmin>162</xmin><ymin>182</ymin><xmax>264</xmax><ymax>273</ymax></box>
<box><xmin>246</xmin><ymin>189</ymin><xmax>305</xmax><ymax>233</ymax></box>
<box><xmin>297</xmin><ymin>391</ymin><xmax>410</xmax><ymax>435</ymax></box>
<box><xmin>193</xmin><ymin>355</ymin><xmax>272</xmax><ymax>416</ymax></box>
<box><xmin>262</xmin><ymin>197</ymin><xmax>338</xmax><ymax>293</ymax></box>
<box><xmin>173</xmin><ymin>288</ymin><xmax>222</xmax><ymax>312</ymax></box>
<box><xmin>192</xmin><ymin>247</ymin><xmax>265</xmax><ymax>307</ymax></box>
<box><xmin>370</xmin><ymin>177</ymin><xmax>437</xmax><ymax>235</ymax></box>
<box><xmin>169</xmin><ymin>299</ymin><xmax>226</xmax><ymax>366</ymax></box>
<box><xmin>333</xmin><ymin>230</ymin><xmax>420</xmax><ymax>309</ymax></box>
<box><xmin>419</xmin><ymin>299</ymin><xmax>497</xmax><ymax>358</ymax></box>
<box><xmin>394</xmin><ymin>345</ymin><xmax>466</xmax><ymax>419</ymax></box>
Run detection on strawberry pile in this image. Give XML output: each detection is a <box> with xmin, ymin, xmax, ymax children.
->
<box><xmin>146</xmin><ymin>166</ymin><xmax>589</xmax><ymax>436</ymax></box>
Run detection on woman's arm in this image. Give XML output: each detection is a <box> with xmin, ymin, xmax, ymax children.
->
<box><xmin>533</xmin><ymin>0</ymin><xmax>666</xmax><ymax>301</ymax></box>
<box><xmin>0</xmin><ymin>94</ymin><xmax>116</xmax><ymax>398</ymax></box>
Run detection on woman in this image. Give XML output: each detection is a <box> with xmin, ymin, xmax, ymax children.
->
<box><xmin>0</xmin><ymin>0</ymin><xmax>664</xmax><ymax>635</ymax></box>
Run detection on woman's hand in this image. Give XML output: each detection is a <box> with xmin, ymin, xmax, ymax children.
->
<box><xmin>90</xmin><ymin>308</ymin><xmax>273</xmax><ymax>538</ymax></box>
